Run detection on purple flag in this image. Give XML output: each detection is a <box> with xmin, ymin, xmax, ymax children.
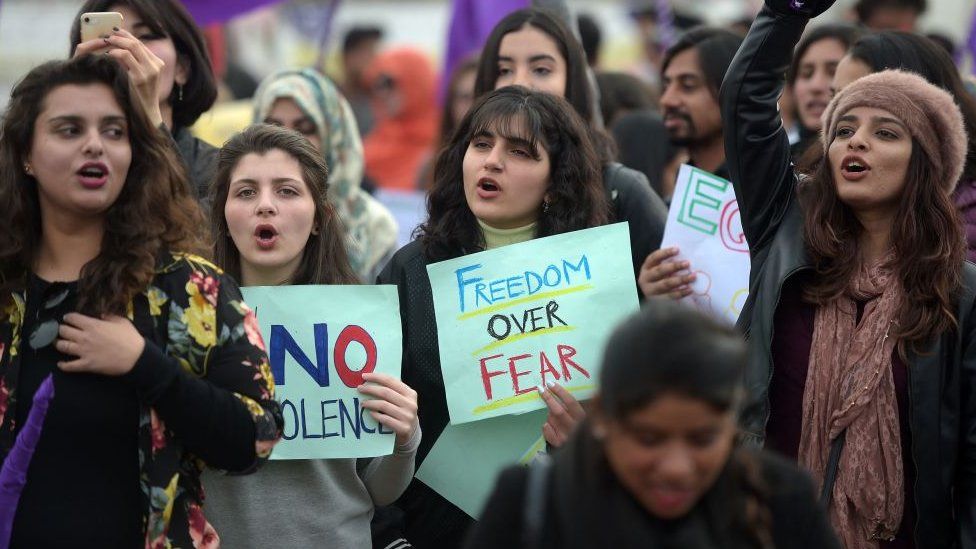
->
<box><xmin>180</xmin><ymin>0</ymin><xmax>284</xmax><ymax>27</ymax></box>
<box><xmin>0</xmin><ymin>375</ymin><xmax>54</xmax><ymax>549</ymax></box>
<box><xmin>440</xmin><ymin>0</ymin><xmax>530</xmax><ymax>103</ymax></box>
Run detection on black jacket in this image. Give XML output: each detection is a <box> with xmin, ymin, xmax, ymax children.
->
<box><xmin>372</xmin><ymin>240</ymin><xmax>475</xmax><ymax>549</ymax></box>
<box><xmin>721</xmin><ymin>5</ymin><xmax>976</xmax><ymax>547</ymax></box>
<box><xmin>173</xmin><ymin>126</ymin><xmax>218</xmax><ymax>203</ymax></box>
<box><xmin>604</xmin><ymin>162</ymin><xmax>669</xmax><ymax>279</ymax></box>
<box><xmin>465</xmin><ymin>448</ymin><xmax>840</xmax><ymax>549</ymax></box>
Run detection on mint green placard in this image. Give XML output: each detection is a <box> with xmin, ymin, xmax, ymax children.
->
<box><xmin>241</xmin><ymin>285</ymin><xmax>402</xmax><ymax>459</ymax></box>
<box><xmin>426</xmin><ymin>223</ymin><xmax>638</xmax><ymax>424</ymax></box>
<box><xmin>415</xmin><ymin>410</ymin><xmax>549</xmax><ymax>518</ymax></box>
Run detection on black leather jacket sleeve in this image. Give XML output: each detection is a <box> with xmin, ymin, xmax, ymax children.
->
<box><xmin>958</xmin><ymin>291</ymin><xmax>976</xmax><ymax>548</ymax></box>
<box><xmin>719</xmin><ymin>5</ymin><xmax>809</xmax><ymax>257</ymax></box>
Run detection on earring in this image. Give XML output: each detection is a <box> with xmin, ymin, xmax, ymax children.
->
<box><xmin>543</xmin><ymin>199</ymin><xmax>550</xmax><ymax>214</ymax></box>
<box><xmin>23</xmin><ymin>163</ymin><xmax>32</xmax><ymax>175</ymax></box>
<box><xmin>177</xmin><ymin>84</ymin><xmax>184</xmax><ymax>102</ymax></box>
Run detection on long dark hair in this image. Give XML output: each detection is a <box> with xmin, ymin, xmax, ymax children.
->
<box><xmin>848</xmin><ymin>31</ymin><xmax>976</xmax><ymax>183</ymax></box>
<box><xmin>69</xmin><ymin>0</ymin><xmax>217</xmax><ymax>131</ymax></box>
<box><xmin>419</xmin><ymin>86</ymin><xmax>609</xmax><ymax>262</ymax></box>
<box><xmin>210</xmin><ymin>124</ymin><xmax>359</xmax><ymax>286</ymax></box>
<box><xmin>472</xmin><ymin>8</ymin><xmax>615</xmax><ymax>162</ymax></box>
<box><xmin>553</xmin><ymin>301</ymin><xmax>772</xmax><ymax>548</ymax></box>
<box><xmin>0</xmin><ymin>54</ymin><xmax>205</xmax><ymax>319</ymax></box>
<box><xmin>801</xmin><ymin>144</ymin><xmax>964</xmax><ymax>356</ymax></box>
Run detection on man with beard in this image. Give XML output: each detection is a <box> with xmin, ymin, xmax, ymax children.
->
<box><xmin>660</xmin><ymin>27</ymin><xmax>743</xmax><ymax>184</ymax></box>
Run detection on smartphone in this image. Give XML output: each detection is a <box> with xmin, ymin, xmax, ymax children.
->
<box><xmin>80</xmin><ymin>12</ymin><xmax>124</xmax><ymax>52</ymax></box>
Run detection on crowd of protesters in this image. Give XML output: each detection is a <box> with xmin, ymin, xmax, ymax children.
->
<box><xmin>2</xmin><ymin>0</ymin><xmax>976</xmax><ymax>547</ymax></box>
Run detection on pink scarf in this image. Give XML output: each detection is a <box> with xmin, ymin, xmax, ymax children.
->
<box><xmin>799</xmin><ymin>257</ymin><xmax>904</xmax><ymax>548</ymax></box>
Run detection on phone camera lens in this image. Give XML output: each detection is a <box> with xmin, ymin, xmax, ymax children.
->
<box><xmin>84</xmin><ymin>17</ymin><xmax>90</xmax><ymax>23</ymax></box>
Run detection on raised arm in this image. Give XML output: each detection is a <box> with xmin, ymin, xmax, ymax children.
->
<box><xmin>719</xmin><ymin>1</ymin><xmax>830</xmax><ymax>253</ymax></box>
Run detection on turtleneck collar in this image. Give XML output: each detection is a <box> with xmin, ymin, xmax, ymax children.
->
<box><xmin>478</xmin><ymin>219</ymin><xmax>537</xmax><ymax>250</ymax></box>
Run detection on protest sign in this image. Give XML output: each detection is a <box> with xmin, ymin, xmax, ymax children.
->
<box><xmin>241</xmin><ymin>285</ymin><xmax>402</xmax><ymax>459</ymax></box>
<box><xmin>426</xmin><ymin>223</ymin><xmax>638</xmax><ymax>425</ymax></box>
<box><xmin>415</xmin><ymin>410</ymin><xmax>547</xmax><ymax>518</ymax></box>
<box><xmin>661</xmin><ymin>165</ymin><xmax>750</xmax><ymax>323</ymax></box>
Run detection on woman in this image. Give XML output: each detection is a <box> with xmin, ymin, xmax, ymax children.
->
<box><xmin>466</xmin><ymin>301</ymin><xmax>841</xmax><ymax>548</ymax></box>
<box><xmin>419</xmin><ymin>56</ymin><xmax>481</xmax><ymax>190</ymax></box>
<box><xmin>831</xmin><ymin>31</ymin><xmax>976</xmax><ymax>261</ymax></box>
<box><xmin>253</xmin><ymin>68</ymin><xmax>399</xmax><ymax>281</ymax></box>
<box><xmin>372</xmin><ymin>86</ymin><xmax>609</xmax><ymax>548</ymax></box>
<box><xmin>720</xmin><ymin>0</ymin><xmax>976</xmax><ymax>546</ymax></box>
<box><xmin>201</xmin><ymin>124</ymin><xmax>420</xmax><ymax>548</ymax></box>
<box><xmin>473</xmin><ymin>8</ymin><xmax>669</xmax><ymax>279</ymax></box>
<box><xmin>0</xmin><ymin>54</ymin><xmax>281</xmax><ymax>547</ymax></box>
<box><xmin>70</xmin><ymin>0</ymin><xmax>219</xmax><ymax>200</ymax></box>
<box><xmin>362</xmin><ymin>47</ymin><xmax>439</xmax><ymax>191</ymax></box>
<box><xmin>786</xmin><ymin>24</ymin><xmax>860</xmax><ymax>159</ymax></box>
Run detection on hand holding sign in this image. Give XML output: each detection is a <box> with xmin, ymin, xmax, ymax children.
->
<box><xmin>358</xmin><ymin>372</ymin><xmax>419</xmax><ymax>447</ymax></box>
<box><xmin>638</xmin><ymin>247</ymin><xmax>698</xmax><ymax>299</ymax></box>
<box><xmin>539</xmin><ymin>381</ymin><xmax>586</xmax><ymax>447</ymax></box>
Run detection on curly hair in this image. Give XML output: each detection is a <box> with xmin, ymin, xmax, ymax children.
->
<box><xmin>418</xmin><ymin>86</ymin><xmax>609</xmax><ymax>262</ymax></box>
<box><xmin>210</xmin><ymin>124</ymin><xmax>359</xmax><ymax>286</ymax></box>
<box><xmin>0</xmin><ymin>54</ymin><xmax>206</xmax><ymax>319</ymax></box>
<box><xmin>800</xmin><ymin>144</ymin><xmax>965</xmax><ymax>356</ymax></box>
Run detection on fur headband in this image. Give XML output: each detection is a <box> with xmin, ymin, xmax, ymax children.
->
<box><xmin>821</xmin><ymin>69</ymin><xmax>967</xmax><ymax>193</ymax></box>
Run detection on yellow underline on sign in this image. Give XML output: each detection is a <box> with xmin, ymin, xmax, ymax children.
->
<box><xmin>457</xmin><ymin>284</ymin><xmax>594</xmax><ymax>320</ymax></box>
<box><xmin>472</xmin><ymin>325</ymin><xmax>577</xmax><ymax>356</ymax></box>
<box><xmin>472</xmin><ymin>384</ymin><xmax>596</xmax><ymax>415</ymax></box>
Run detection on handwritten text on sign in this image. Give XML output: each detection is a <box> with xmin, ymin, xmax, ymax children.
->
<box><xmin>241</xmin><ymin>285</ymin><xmax>402</xmax><ymax>459</ymax></box>
<box><xmin>661</xmin><ymin>165</ymin><xmax>750</xmax><ymax>323</ymax></box>
<box><xmin>427</xmin><ymin>223</ymin><xmax>639</xmax><ymax>424</ymax></box>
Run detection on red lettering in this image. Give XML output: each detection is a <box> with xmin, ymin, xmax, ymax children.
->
<box><xmin>557</xmin><ymin>344</ymin><xmax>589</xmax><ymax>380</ymax></box>
<box><xmin>508</xmin><ymin>354</ymin><xmax>534</xmax><ymax>395</ymax></box>
<box><xmin>538</xmin><ymin>351</ymin><xmax>560</xmax><ymax>388</ymax></box>
<box><xmin>334</xmin><ymin>325</ymin><xmax>377</xmax><ymax>387</ymax></box>
<box><xmin>480</xmin><ymin>354</ymin><xmax>506</xmax><ymax>399</ymax></box>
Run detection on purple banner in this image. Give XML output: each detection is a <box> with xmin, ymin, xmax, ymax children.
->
<box><xmin>440</xmin><ymin>0</ymin><xmax>530</xmax><ymax>103</ymax></box>
<box><xmin>969</xmin><ymin>5</ymin><xmax>976</xmax><ymax>75</ymax></box>
<box><xmin>181</xmin><ymin>0</ymin><xmax>284</xmax><ymax>27</ymax></box>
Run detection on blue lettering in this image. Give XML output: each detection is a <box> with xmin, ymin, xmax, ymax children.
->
<box><xmin>269</xmin><ymin>324</ymin><xmax>330</xmax><ymax>387</ymax></box>
<box><xmin>378</xmin><ymin>420</ymin><xmax>395</xmax><ymax>435</ymax></box>
<box><xmin>562</xmin><ymin>255</ymin><xmax>591</xmax><ymax>282</ymax></box>
<box><xmin>281</xmin><ymin>399</ymin><xmax>298</xmax><ymax>440</ymax></box>
<box><xmin>320</xmin><ymin>399</ymin><xmax>339</xmax><ymax>438</ymax></box>
<box><xmin>489</xmin><ymin>279</ymin><xmax>506</xmax><ymax>302</ymax></box>
<box><xmin>360</xmin><ymin>404</ymin><xmax>376</xmax><ymax>434</ymax></box>
<box><xmin>339</xmin><ymin>398</ymin><xmax>362</xmax><ymax>439</ymax></box>
<box><xmin>474</xmin><ymin>283</ymin><xmax>492</xmax><ymax>307</ymax></box>
<box><xmin>506</xmin><ymin>276</ymin><xmax>524</xmax><ymax>298</ymax></box>
<box><xmin>543</xmin><ymin>265</ymin><xmax>562</xmax><ymax>287</ymax></box>
<box><xmin>526</xmin><ymin>271</ymin><xmax>544</xmax><ymax>294</ymax></box>
<box><xmin>301</xmin><ymin>398</ymin><xmax>323</xmax><ymax>439</ymax></box>
<box><xmin>455</xmin><ymin>264</ymin><xmax>484</xmax><ymax>312</ymax></box>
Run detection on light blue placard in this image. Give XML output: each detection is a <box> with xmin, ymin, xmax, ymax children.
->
<box><xmin>241</xmin><ymin>285</ymin><xmax>402</xmax><ymax>459</ymax></box>
<box><xmin>426</xmin><ymin>223</ymin><xmax>638</xmax><ymax>424</ymax></box>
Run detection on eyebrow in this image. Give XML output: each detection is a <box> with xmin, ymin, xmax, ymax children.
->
<box><xmin>47</xmin><ymin>115</ymin><xmax>126</xmax><ymax>125</ymax></box>
<box><xmin>230</xmin><ymin>177</ymin><xmax>304</xmax><ymax>185</ymax></box>
<box><xmin>837</xmin><ymin>114</ymin><xmax>908</xmax><ymax>129</ymax></box>
<box><xmin>471</xmin><ymin>129</ymin><xmax>541</xmax><ymax>157</ymax></box>
<box><xmin>498</xmin><ymin>54</ymin><xmax>558</xmax><ymax>64</ymax></box>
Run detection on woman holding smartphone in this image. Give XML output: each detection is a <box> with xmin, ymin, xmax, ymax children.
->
<box><xmin>70</xmin><ymin>0</ymin><xmax>219</xmax><ymax>201</ymax></box>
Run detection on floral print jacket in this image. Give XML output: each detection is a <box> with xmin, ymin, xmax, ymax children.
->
<box><xmin>0</xmin><ymin>253</ymin><xmax>283</xmax><ymax>548</ymax></box>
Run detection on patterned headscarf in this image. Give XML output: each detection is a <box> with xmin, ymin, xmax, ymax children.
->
<box><xmin>253</xmin><ymin>69</ymin><xmax>398</xmax><ymax>280</ymax></box>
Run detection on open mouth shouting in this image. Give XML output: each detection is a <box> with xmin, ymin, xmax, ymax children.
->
<box><xmin>77</xmin><ymin>162</ymin><xmax>109</xmax><ymax>189</ymax></box>
<box><xmin>476</xmin><ymin>177</ymin><xmax>502</xmax><ymax>199</ymax></box>
<box><xmin>254</xmin><ymin>223</ymin><xmax>279</xmax><ymax>250</ymax></box>
<box><xmin>840</xmin><ymin>155</ymin><xmax>871</xmax><ymax>181</ymax></box>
